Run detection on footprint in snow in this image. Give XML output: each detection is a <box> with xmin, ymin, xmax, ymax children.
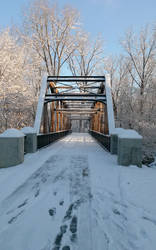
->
<box><xmin>62</xmin><ymin>246</ymin><xmax>70</xmax><ymax>250</ymax></box>
<box><xmin>64</xmin><ymin>204</ymin><xmax>74</xmax><ymax>221</ymax></box>
<box><xmin>34</xmin><ymin>189</ymin><xmax>40</xmax><ymax>197</ymax></box>
<box><xmin>60</xmin><ymin>225</ymin><xmax>68</xmax><ymax>234</ymax></box>
<box><xmin>113</xmin><ymin>208</ymin><xmax>121</xmax><ymax>215</ymax></box>
<box><xmin>70</xmin><ymin>233</ymin><xmax>77</xmax><ymax>242</ymax></box>
<box><xmin>17</xmin><ymin>199</ymin><xmax>28</xmax><ymax>208</ymax></box>
<box><xmin>49</xmin><ymin>208</ymin><xmax>56</xmax><ymax>216</ymax></box>
<box><xmin>53</xmin><ymin>191</ymin><xmax>57</xmax><ymax>196</ymax></box>
<box><xmin>59</xmin><ymin>200</ymin><xmax>64</xmax><ymax>206</ymax></box>
<box><xmin>142</xmin><ymin>216</ymin><xmax>156</xmax><ymax>225</ymax></box>
<box><xmin>8</xmin><ymin>210</ymin><xmax>24</xmax><ymax>224</ymax></box>
<box><xmin>70</xmin><ymin>216</ymin><xmax>77</xmax><ymax>233</ymax></box>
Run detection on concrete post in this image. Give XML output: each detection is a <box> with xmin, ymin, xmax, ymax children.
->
<box><xmin>110</xmin><ymin>128</ymin><xmax>124</xmax><ymax>154</ymax></box>
<box><xmin>0</xmin><ymin>129</ymin><xmax>25</xmax><ymax>168</ymax></box>
<box><xmin>117</xmin><ymin>129</ymin><xmax>142</xmax><ymax>167</ymax></box>
<box><xmin>21</xmin><ymin>127</ymin><xmax>37</xmax><ymax>153</ymax></box>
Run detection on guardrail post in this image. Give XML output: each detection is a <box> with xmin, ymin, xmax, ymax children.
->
<box><xmin>0</xmin><ymin>129</ymin><xmax>25</xmax><ymax>168</ymax></box>
<box><xmin>117</xmin><ymin>129</ymin><xmax>142</xmax><ymax>167</ymax></box>
<box><xmin>21</xmin><ymin>127</ymin><xmax>37</xmax><ymax>153</ymax></box>
<box><xmin>110</xmin><ymin>128</ymin><xmax>124</xmax><ymax>154</ymax></box>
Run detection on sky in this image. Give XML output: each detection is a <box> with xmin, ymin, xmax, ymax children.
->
<box><xmin>0</xmin><ymin>0</ymin><xmax>156</xmax><ymax>55</ymax></box>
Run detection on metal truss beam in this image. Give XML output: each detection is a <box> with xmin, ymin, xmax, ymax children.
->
<box><xmin>69</xmin><ymin>118</ymin><xmax>90</xmax><ymax>120</ymax></box>
<box><xmin>45</xmin><ymin>93</ymin><xmax>106</xmax><ymax>103</ymax></box>
<box><xmin>46</xmin><ymin>93</ymin><xmax>106</xmax><ymax>97</ymax></box>
<box><xmin>47</xmin><ymin>76</ymin><xmax>105</xmax><ymax>82</ymax></box>
<box><xmin>55</xmin><ymin>108</ymin><xmax>99</xmax><ymax>112</ymax></box>
<box><xmin>45</xmin><ymin>97</ymin><xmax>106</xmax><ymax>103</ymax></box>
<box><xmin>52</xmin><ymin>86</ymin><xmax>100</xmax><ymax>89</ymax></box>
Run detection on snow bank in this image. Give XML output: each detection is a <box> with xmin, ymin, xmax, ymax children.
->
<box><xmin>21</xmin><ymin>127</ymin><xmax>36</xmax><ymax>134</ymax></box>
<box><xmin>0</xmin><ymin>129</ymin><xmax>25</xmax><ymax>138</ymax></box>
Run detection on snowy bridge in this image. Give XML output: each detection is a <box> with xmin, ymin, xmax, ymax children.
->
<box><xmin>0</xmin><ymin>75</ymin><xmax>155</xmax><ymax>250</ymax></box>
<box><xmin>0</xmin><ymin>75</ymin><xmax>142</xmax><ymax>168</ymax></box>
<box><xmin>32</xmin><ymin>75</ymin><xmax>142</xmax><ymax>168</ymax></box>
<box><xmin>0</xmin><ymin>132</ymin><xmax>156</xmax><ymax>250</ymax></box>
<box><xmin>32</xmin><ymin>75</ymin><xmax>114</xmax><ymax>153</ymax></box>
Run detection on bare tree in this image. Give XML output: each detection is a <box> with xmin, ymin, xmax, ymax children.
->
<box><xmin>23</xmin><ymin>0</ymin><xmax>80</xmax><ymax>76</ymax></box>
<box><xmin>68</xmin><ymin>30</ymin><xmax>104</xmax><ymax>77</ymax></box>
<box><xmin>121</xmin><ymin>26</ymin><xmax>156</xmax><ymax>116</ymax></box>
<box><xmin>103</xmin><ymin>55</ymin><xmax>132</xmax><ymax>121</ymax></box>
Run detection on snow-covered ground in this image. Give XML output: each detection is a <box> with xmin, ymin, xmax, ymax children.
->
<box><xmin>0</xmin><ymin>133</ymin><xmax>156</xmax><ymax>250</ymax></box>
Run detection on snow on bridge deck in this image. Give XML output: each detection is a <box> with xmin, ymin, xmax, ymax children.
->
<box><xmin>0</xmin><ymin>133</ymin><xmax>156</xmax><ymax>250</ymax></box>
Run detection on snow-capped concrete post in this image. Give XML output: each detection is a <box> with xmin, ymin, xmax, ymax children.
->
<box><xmin>0</xmin><ymin>129</ymin><xmax>25</xmax><ymax>168</ymax></box>
<box><xmin>117</xmin><ymin>129</ymin><xmax>142</xmax><ymax>167</ymax></box>
<box><xmin>110</xmin><ymin>128</ymin><xmax>124</xmax><ymax>154</ymax></box>
<box><xmin>21</xmin><ymin>127</ymin><xmax>37</xmax><ymax>153</ymax></box>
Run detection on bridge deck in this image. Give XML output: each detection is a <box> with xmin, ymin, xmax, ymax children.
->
<box><xmin>0</xmin><ymin>133</ymin><xmax>156</xmax><ymax>250</ymax></box>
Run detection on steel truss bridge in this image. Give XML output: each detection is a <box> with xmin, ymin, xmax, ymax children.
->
<box><xmin>34</xmin><ymin>75</ymin><xmax>115</xmax><ymax>140</ymax></box>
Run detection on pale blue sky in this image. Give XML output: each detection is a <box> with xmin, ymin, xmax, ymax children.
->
<box><xmin>0</xmin><ymin>0</ymin><xmax>156</xmax><ymax>55</ymax></box>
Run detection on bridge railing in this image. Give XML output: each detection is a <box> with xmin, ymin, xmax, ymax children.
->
<box><xmin>89</xmin><ymin>130</ymin><xmax>110</xmax><ymax>151</ymax></box>
<box><xmin>89</xmin><ymin>128</ymin><xmax>143</xmax><ymax>167</ymax></box>
<box><xmin>0</xmin><ymin>128</ymin><xmax>72</xmax><ymax>168</ymax></box>
<box><xmin>37</xmin><ymin>130</ymin><xmax>72</xmax><ymax>149</ymax></box>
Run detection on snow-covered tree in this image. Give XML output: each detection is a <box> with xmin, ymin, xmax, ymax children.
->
<box><xmin>106</xmin><ymin>25</ymin><xmax>156</xmax><ymax>154</ymax></box>
<box><xmin>121</xmin><ymin>26</ymin><xmax>156</xmax><ymax>117</ymax></box>
<box><xmin>0</xmin><ymin>29</ymin><xmax>42</xmax><ymax>132</ymax></box>
<box><xmin>23</xmin><ymin>0</ymin><xmax>80</xmax><ymax>76</ymax></box>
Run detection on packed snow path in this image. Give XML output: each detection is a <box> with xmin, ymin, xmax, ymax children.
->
<box><xmin>0</xmin><ymin>133</ymin><xmax>156</xmax><ymax>250</ymax></box>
